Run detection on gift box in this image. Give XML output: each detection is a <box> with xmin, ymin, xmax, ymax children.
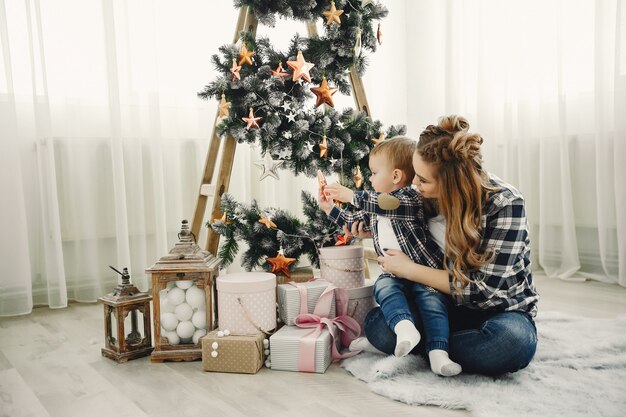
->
<box><xmin>340</xmin><ymin>279</ymin><xmax>376</xmax><ymax>337</ymax></box>
<box><xmin>201</xmin><ymin>330</ymin><xmax>266</xmax><ymax>374</ymax></box>
<box><xmin>275</xmin><ymin>266</ymin><xmax>314</xmax><ymax>286</ymax></box>
<box><xmin>277</xmin><ymin>281</ymin><xmax>336</xmax><ymax>326</ymax></box>
<box><xmin>216</xmin><ymin>272</ymin><xmax>276</xmax><ymax>335</ymax></box>
<box><xmin>269</xmin><ymin>325</ymin><xmax>332</xmax><ymax>373</ymax></box>
<box><xmin>319</xmin><ymin>245</ymin><xmax>365</xmax><ymax>289</ymax></box>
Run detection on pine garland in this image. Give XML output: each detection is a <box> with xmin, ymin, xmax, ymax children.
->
<box><xmin>210</xmin><ymin>191</ymin><xmax>342</xmax><ymax>271</ymax></box>
<box><xmin>198</xmin><ymin>0</ymin><xmax>406</xmax><ymax>188</ymax></box>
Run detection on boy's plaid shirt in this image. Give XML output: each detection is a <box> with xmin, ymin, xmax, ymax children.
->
<box><xmin>327</xmin><ymin>186</ymin><xmax>445</xmax><ymax>271</ymax></box>
<box><xmin>327</xmin><ymin>175</ymin><xmax>539</xmax><ymax>317</ymax></box>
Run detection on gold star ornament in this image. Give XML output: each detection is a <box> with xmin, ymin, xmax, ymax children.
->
<box><xmin>319</xmin><ymin>134</ymin><xmax>328</xmax><ymax>158</ymax></box>
<box><xmin>218</xmin><ymin>94</ymin><xmax>231</xmax><ymax>118</ymax></box>
<box><xmin>310</xmin><ymin>77</ymin><xmax>338</xmax><ymax>108</ymax></box>
<box><xmin>238</xmin><ymin>44</ymin><xmax>255</xmax><ymax>66</ymax></box>
<box><xmin>213</xmin><ymin>213</ymin><xmax>232</xmax><ymax>225</ymax></box>
<box><xmin>323</xmin><ymin>1</ymin><xmax>344</xmax><ymax>25</ymax></box>
<box><xmin>372</xmin><ymin>132</ymin><xmax>386</xmax><ymax>146</ymax></box>
<box><xmin>258</xmin><ymin>214</ymin><xmax>277</xmax><ymax>229</ymax></box>
<box><xmin>242</xmin><ymin>107</ymin><xmax>262</xmax><ymax>129</ymax></box>
<box><xmin>287</xmin><ymin>50</ymin><xmax>315</xmax><ymax>83</ymax></box>
<box><xmin>266</xmin><ymin>249</ymin><xmax>296</xmax><ymax>279</ymax></box>
<box><xmin>354</xmin><ymin>165</ymin><xmax>363</xmax><ymax>188</ymax></box>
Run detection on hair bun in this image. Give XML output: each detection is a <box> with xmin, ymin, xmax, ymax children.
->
<box><xmin>450</xmin><ymin>133</ymin><xmax>483</xmax><ymax>161</ymax></box>
<box><xmin>438</xmin><ymin>115</ymin><xmax>469</xmax><ymax>135</ymax></box>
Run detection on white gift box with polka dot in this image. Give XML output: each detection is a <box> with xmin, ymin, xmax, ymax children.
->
<box><xmin>319</xmin><ymin>245</ymin><xmax>365</xmax><ymax>289</ymax></box>
<box><xmin>216</xmin><ymin>272</ymin><xmax>276</xmax><ymax>335</ymax></box>
<box><xmin>340</xmin><ymin>279</ymin><xmax>376</xmax><ymax>337</ymax></box>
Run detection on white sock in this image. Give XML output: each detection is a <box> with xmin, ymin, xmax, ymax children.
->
<box><xmin>429</xmin><ymin>349</ymin><xmax>462</xmax><ymax>376</ymax></box>
<box><xmin>393</xmin><ymin>320</ymin><xmax>421</xmax><ymax>357</ymax></box>
<box><xmin>349</xmin><ymin>337</ymin><xmax>385</xmax><ymax>355</ymax></box>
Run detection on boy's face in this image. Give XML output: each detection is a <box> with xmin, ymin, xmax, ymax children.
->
<box><xmin>412</xmin><ymin>152</ymin><xmax>439</xmax><ymax>199</ymax></box>
<box><xmin>368</xmin><ymin>154</ymin><xmax>398</xmax><ymax>193</ymax></box>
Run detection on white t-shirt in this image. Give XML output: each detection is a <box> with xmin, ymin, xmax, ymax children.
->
<box><xmin>428</xmin><ymin>214</ymin><xmax>446</xmax><ymax>251</ymax></box>
<box><xmin>377</xmin><ymin>216</ymin><xmax>401</xmax><ymax>255</ymax></box>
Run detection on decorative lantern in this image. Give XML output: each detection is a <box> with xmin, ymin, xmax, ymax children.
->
<box><xmin>146</xmin><ymin>220</ymin><xmax>221</xmax><ymax>362</ymax></box>
<box><xmin>99</xmin><ymin>266</ymin><xmax>153</xmax><ymax>363</ymax></box>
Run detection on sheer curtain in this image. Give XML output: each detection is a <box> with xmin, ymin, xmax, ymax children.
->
<box><xmin>0</xmin><ymin>0</ymin><xmax>409</xmax><ymax>316</ymax></box>
<box><xmin>406</xmin><ymin>0</ymin><xmax>625</xmax><ymax>286</ymax></box>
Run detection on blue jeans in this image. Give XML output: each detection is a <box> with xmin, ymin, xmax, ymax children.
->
<box><xmin>373</xmin><ymin>275</ymin><xmax>451</xmax><ymax>352</ymax></box>
<box><xmin>364</xmin><ymin>304</ymin><xmax>538</xmax><ymax>376</ymax></box>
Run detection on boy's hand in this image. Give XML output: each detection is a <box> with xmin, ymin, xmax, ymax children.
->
<box><xmin>324</xmin><ymin>183</ymin><xmax>354</xmax><ymax>203</ymax></box>
<box><xmin>318</xmin><ymin>186</ymin><xmax>334</xmax><ymax>214</ymax></box>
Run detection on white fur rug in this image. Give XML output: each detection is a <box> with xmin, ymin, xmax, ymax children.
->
<box><xmin>341</xmin><ymin>312</ymin><xmax>626</xmax><ymax>417</ymax></box>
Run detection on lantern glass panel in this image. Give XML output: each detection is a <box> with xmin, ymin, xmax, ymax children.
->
<box><xmin>109</xmin><ymin>310</ymin><xmax>118</xmax><ymax>347</ymax></box>
<box><xmin>123</xmin><ymin>309</ymin><xmax>145</xmax><ymax>347</ymax></box>
<box><xmin>158</xmin><ymin>281</ymin><xmax>207</xmax><ymax>346</ymax></box>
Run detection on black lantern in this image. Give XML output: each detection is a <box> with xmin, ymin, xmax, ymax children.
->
<box><xmin>99</xmin><ymin>266</ymin><xmax>153</xmax><ymax>363</ymax></box>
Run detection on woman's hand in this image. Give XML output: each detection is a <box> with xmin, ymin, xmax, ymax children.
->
<box><xmin>377</xmin><ymin>249</ymin><xmax>415</xmax><ymax>278</ymax></box>
<box><xmin>343</xmin><ymin>222</ymin><xmax>372</xmax><ymax>240</ymax></box>
<box><xmin>324</xmin><ymin>183</ymin><xmax>354</xmax><ymax>203</ymax></box>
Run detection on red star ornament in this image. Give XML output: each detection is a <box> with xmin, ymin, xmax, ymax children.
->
<box><xmin>238</xmin><ymin>44</ymin><xmax>255</xmax><ymax>66</ymax></box>
<box><xmin>287</xmin><ymin>50</ymin><xmax>315</xmax><ymax>83</ymax></box>
<box><xmin>242</xmin><ymin>107</ymin><xmax>262</xmax><ymax>129</ymax></box>
<box><xmin>335</xmin><ymin>234</ymin><xmax>352</xmax><ymax>246</ymax></box>
<box><xmin>266</xmin><ymin>250</ymin><xmax>296</xmax><ymax>279</ymax></box>
<box><xmin>271</xmin><ymin>62</ymin><xmax>290</xmax><ymax>80</ymax></box>
<box><xmin>310</xmin><ymin>77</ymin><xmax>338</xmax><ymax>108</ymax></box>
<box><xmin>230</xmin><ymin>58</ymin><xmax>242</xmax><ymax>81</ymax></box>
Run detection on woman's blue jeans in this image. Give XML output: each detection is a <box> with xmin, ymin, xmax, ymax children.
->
<box><xmin>364</xmin><ymin>304</ymin><xmax>538</xmax><ymax>376</ymax></box>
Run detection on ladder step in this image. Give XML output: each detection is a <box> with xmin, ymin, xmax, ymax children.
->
<box><xmin>200</xmin><ymin>184</ymin><xmax>216</xmax><ymax>197</ymax></box>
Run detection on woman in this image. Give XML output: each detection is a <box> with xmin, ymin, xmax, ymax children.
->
<box><xmin>349</xmin><ymin>115</ymin><xmax>539</xmax><ymax>376</ymax></box>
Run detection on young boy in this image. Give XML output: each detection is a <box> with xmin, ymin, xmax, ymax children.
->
<box><xmin>318</xmin><ymin>136</ymin><xmax>462</xmax><ymax>377</ymax></box>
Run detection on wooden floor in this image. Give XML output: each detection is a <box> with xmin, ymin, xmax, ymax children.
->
<box><xmin>2</xmin><ymin>274</ymin><xmax>626</xmax><ymax>417</ymax></box>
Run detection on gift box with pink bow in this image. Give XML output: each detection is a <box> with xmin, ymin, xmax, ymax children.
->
<box><xmin>277</xmin><ymin>280</ymin><xmax>337</xmax><ymax>326</ymax></box>
<box><xmin>269</xmin><ymin>283</ymin><xmax>362</xmax><ymax>373</ymax></box>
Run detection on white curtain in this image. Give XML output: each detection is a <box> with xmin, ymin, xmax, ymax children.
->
<box><xmin>406</xmin><ymin>0</ymin><xmax>625</xmax><ymax>286</ymax></box>
<box><xmin>0</xmin><ymin>0</ymin><xmax>409</xmax><ymax>316</ymax></box>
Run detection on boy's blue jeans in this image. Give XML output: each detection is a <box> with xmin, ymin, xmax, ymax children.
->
<box><xmin>364</xmin><ymin>301</ymin><xmax>538</xmax><ymax>376</ymax></box>
<box><xmin>373</xmin><ymin>275</ymin><xmax>451</xmax><ymax>352</ymax></box>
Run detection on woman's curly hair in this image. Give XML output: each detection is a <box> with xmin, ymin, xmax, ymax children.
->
<box><xmin>417</xmin><ymin>115</ymin><xmax>497</xmax><ymax>292</ymax></box>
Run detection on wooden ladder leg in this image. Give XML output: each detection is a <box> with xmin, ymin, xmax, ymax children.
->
<box><xmin>190</xmin><ymin>7</ymin><xmax>258</xmax><ymax>253</ymax></box>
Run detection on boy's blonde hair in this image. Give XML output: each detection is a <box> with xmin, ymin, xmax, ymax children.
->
<box><xmin>370</xmin><ymin>136</ymin><xmax>417</xmax><ymax>185</ymax></box>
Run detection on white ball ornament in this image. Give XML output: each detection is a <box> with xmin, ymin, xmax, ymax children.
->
<box><xmin>167</xmin><ymin>287</ymin><xmax>186</xmax><ymax>306</ymax></box>
<box><xmin>192</xmin><ymin>329</ymin><xmax>207</xmax><ymax>344</ymax></box>
<box><xmin>191</xmin><ymin>310</ymin><xmax>206</xmax><ymax>329</ymax></box>
<box><xmin>161</xmin><ymin>313</ymin><xmax>179</xmax><ymax>331</ymax></box>
<box><xmin>223</xmin><ymin>329</ymin><xmax>231</xmax><ymax>336</ymax></box>
<box><xmin>174</xmin><ymin>303</ymin><xmax>193</xmax><ymax>322</ymax></box>
<box><xmin>263</xmin><ymin>339</ymin><xmax>269</xmax><ymax>347</ymax></box>
<box><xmin>264</xmin><ymin>349</ymin><xmax>270</xmax><ymax>355</ymax></box>
<box><xmin>265</xmin><ymin>360</ymin><xmax>271</xmax><ymax>368</ymax></box>
<box><xmin>160</xmin><ymin>297</ymin><xmax>175</xmax><ymax>314</ymax></box>
<box><xmin>211</xmin><ymin>350</ymin><xmax>218</xmax><ymax>358</ymax></box>
<box><xmin>176</xmin><ymin>321</ymin><xmax>195</xmax><ymax>339</ymax></box>
<box><xmin>217</xmin><ymin>330</ymin><xmax>225</xmax><ymax>337</ymax></box>
<box><xmin>185</xmin><ymin>286</ymin><xmax>205</xmax><ymax>310</ymax></box>
<box><xmin>164</xmin><ymin>331</ymin><xmax>180</xmax><ymax>345</ymax></box>
<box><xmin>175</xmin><ymin>280</ymin><xmax>193</xmax><ymax>290</ymax></box>
<box><xmin>212</xmin><ymin>342</ymin><xmax>219</xmax><ymax>349</ymax></box>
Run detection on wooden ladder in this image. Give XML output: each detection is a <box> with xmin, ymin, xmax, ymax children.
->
<box><xmin>191</xmin><ymin>6</ymin><xmax>376</xmax><ymax>269</ymax></box>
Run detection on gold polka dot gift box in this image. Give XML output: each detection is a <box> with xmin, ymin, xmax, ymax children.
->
<box><xmin>201</xmin><ymin>330</ymin><xmax>267</xmax><ymax>374</ymax></box>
